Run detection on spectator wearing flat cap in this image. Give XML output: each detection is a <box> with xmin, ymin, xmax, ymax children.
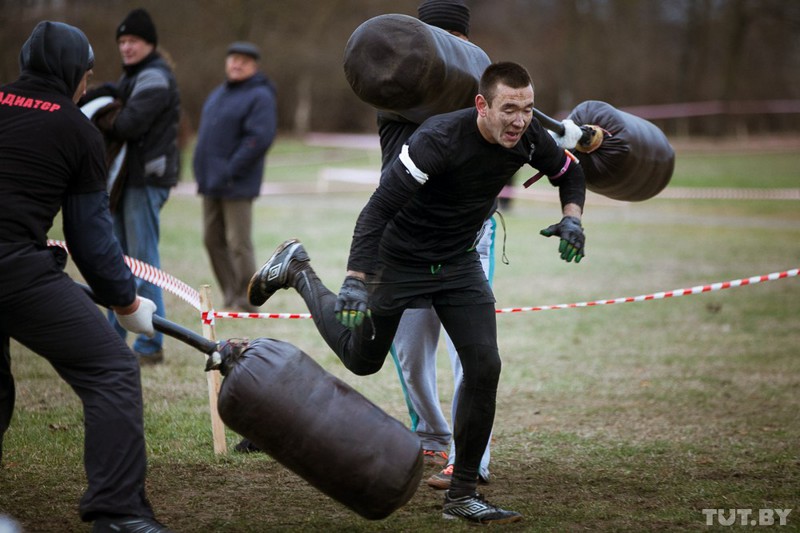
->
<box><xmin>84</xmin><ymin>7</ymin><xmax>181</xmax><ymax>365</ymax></box>
<box><xmin>193</xmin><ymin>42</ymin><xmax>277</xmax><ymax>313</ymax></box>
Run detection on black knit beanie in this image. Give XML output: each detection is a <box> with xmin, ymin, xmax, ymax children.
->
<box><xmin>116</xmin><ymin>8</ymin><xmax>157</xmax><ymax>46</ymax></box>
<box><xmin>418</xmin><ymin>0</ymin><xmax>470</xmax><ymax>37</ymax></box>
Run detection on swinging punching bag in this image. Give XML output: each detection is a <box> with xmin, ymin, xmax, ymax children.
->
<box><xmin>216</xmin><ymin>338</ymin><xmax>424</xmax><ymax>520</ymax></box>
<box><xmin>568</xmin><ymin>100</ymin><xmax>675</xmax><ymax>201</ymax></box>
<box><xmin>343</xmin><ymin>15</ymin><xmax>675</xmax><ymax>201</ymax></box>
<box><xmin>343</xmin><ymin>13</ymin><xmax>490</xmax><ymax>124</ymax></box>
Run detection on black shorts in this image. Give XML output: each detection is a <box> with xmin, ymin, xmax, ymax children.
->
<box><xmin>367</xmin><ymin>252</ymin><xmax>495</xmax><ymax>315</ymax></box>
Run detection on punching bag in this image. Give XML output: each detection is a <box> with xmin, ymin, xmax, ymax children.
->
<box><xmin>216</xmin><ymin>338</ymin><xmax>424</xmax><ymax>520</ymax></box>
<box><xmin>568</xmin><ymin>101</ymin><xmax>675</xmax><ymax>201</ymax></box>
<box><xmin>344</xmin><ymin>15</ymin><xmax>675</xmax><ymax>202</ymax></box>
<box><xmin>343</xmin><ymin>13</ymin><xmax>490</xmax><ymax>124</ymax></box>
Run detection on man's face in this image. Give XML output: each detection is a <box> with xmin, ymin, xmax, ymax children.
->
<box><xmin>476</xmin><ymin>82</ymin><xmax>534</xmax><ymax>148</ymax></box>
<box><xmin>225</xmin><ymin>53</ymin><xmax>257</xmax><ymax>83</ymax></box>
<box><xmin>117</xmin><ymin>35</ymin><xmax>154</xmax><ymax>66</ymax></box>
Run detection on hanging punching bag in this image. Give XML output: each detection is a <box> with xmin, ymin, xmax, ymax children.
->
<box><xmin>568</xmin><ymin>100</ymin><xmax>675</xmax><ymax>201</ymax></box>
<box><xmin>216</xmin><ymin>338</ymin><xmax>424</xmax><ymax>520</ymax></box>
<box><xmin>343</xmin><ymin>13</ymin><xmax>490</xmax><ymax>124</ymax></box>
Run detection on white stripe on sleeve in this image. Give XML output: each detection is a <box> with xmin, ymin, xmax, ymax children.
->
<box><xmin>399</xmin><ymin>144</ymin><xmax>429</xmax><ymax>185</ymax></box>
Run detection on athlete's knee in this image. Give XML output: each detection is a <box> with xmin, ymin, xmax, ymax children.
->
<box><xmin>458</xmin><ymin>343</ymin><xmax>501</xmax><ymax>388</ymax></box>
<box><xmin>341</xmin><ymin>354</ymin><xmax>383</xmax><ymax>376</ymax></box>
<box><xmin>336</xmin><ymin>338</ymin><xmax>385</xmax><ymax>376</ymax></box>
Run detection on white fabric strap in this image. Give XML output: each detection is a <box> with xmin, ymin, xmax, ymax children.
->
<box><xmin>399</xmin><ymin>144</ymin><xmax>429</xmax><ymax>185</ymax></box>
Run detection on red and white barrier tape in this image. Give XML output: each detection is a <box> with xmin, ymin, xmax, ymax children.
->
<box><xmin>203</xmin><ymin>268</ymin><xmax>798</xmax><ymax>323</ymax></box>
<box><xmin>202</xmin><ymin>310</ymin><xmax>311</xmax><ymax>325</ymax></box>
<box><xmin>496</xmin><ymin>268</ymin><xmax>798</xmax><ymax>314</ymax></box>
<box><xmin>47</xmin><ymin>240</ymin><xmax>202</xmax><ymax>310</ymax></box>
<box><xmin>48</xmin><ymin>239</ymin><xmax>795</xmax><ymax>323</ymax></box>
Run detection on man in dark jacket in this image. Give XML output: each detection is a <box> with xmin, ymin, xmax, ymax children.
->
<box><xmin>193</xmin><ymin>41</ymin><xmax>277</xmax><ymax>312</ymax></box>
<box><xmin>94</xmin><ymin>8</ymin><xmax>181</xmax><ymax>365</ymax></box>
<box><xmin>0</xmin><ymin>20</ymin><xmax>170</xmax><ymax>532</ymax></box>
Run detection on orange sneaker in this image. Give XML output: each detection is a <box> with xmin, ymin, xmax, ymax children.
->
<box><xmin>423</xmin><ymin>449</ymin><xmax>449</xmax><ymax>467</ymax></box>
<box><xmin>427</xmin><ymin>463</ymin><xmax>454</xmax><ymax>489</ymax></box>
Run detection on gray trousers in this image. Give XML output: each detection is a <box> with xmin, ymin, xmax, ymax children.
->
<box><xmin>390</xmin><ymin>217</ymin><xmax>495</xmax><ymax>476</ymax></box>
<box><xmin>203</xmin><ymin>196</ymin><xmax>257</xmax><ymax>310</ymax></box>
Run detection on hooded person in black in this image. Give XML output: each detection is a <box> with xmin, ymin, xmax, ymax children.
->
<box><xmin>0</xmin><ymin>21</ymin><xmax>171</xmax><ymax>533</ymax></box>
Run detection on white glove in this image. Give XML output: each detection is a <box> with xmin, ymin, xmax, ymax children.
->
<box><xmin>549</xmin><ymin>119</ymin><xmax>583</xmax><ymax>150</ymax></box>
<box><xmin>115</xmin><ymin>296</ymin><xmax>157</xmax><ymax>338</ymax></box>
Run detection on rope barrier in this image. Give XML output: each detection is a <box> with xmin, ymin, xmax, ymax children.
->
<box><xmin>48</xmin><ymin>241</ymin><xmax>796</xmax><ymax>323</ymax></box>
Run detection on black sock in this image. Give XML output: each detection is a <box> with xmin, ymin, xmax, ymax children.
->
<box><xmin>447</xmin><ymin>478</ymin><xmax>477</xmax><ymax>499</ymax></box>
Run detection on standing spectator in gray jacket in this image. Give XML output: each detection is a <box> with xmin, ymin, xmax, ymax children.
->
<box><xmin>90</xmin><ymin>8</ymin><xmax>181</xmax><ymax>365</ymax></box>
<box><xmin>193</xmin><ymin>41</ymin><xmax>277</xmax><ymax>312</ymax></box>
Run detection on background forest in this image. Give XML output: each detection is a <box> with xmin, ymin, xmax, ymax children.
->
<box><xmin>2</xmin><ymin>0</ymin><xmax>800</xmax><ymax>139</ymax></box>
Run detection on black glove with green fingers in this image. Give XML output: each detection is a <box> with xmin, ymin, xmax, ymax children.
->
<box><xmin>539</xmin><ymin>216</ymin><xmax>585</xmax><ymax>263</ymax></box>
<box><xmin>334</xmin><ymin>276</ymin><xmax>369</xmax><ymax>328</ymax></box>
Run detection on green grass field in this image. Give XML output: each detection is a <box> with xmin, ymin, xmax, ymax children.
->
<box><xmin>1</xmin><ymin>136</ymin><xmax>799</xmax><ymax>532</ymax></box>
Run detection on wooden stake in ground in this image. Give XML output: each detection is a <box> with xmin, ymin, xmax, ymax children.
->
<box><xmin>200</xmin><ymin>285</ymin><xmax>227</xmax><ymax>454</ymax></box>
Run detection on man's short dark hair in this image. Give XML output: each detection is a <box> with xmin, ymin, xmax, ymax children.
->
<box><xmin>479</xmin><ymin>62</ymin><xmax>533</xmax><ymax>106</ymax></box>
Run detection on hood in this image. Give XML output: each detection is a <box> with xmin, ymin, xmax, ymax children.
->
<box><xmin>19</xmin><ymin>21</ymin><xmax>94</xmax><ymax>97</ymax></box>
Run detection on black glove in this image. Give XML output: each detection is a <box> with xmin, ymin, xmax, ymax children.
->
<box><xmin>539</xmin><ymin>216</ymin><xmax>585</xmax><ymax>263</ymax></box>
<box><xmin>334</xmin><ymin>276</ymin><xmax>369</xmax><ymax>328</ymax></box>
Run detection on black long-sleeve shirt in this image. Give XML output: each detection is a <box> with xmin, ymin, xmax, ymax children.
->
<box><xmin>348</xmin><ymin>107</ymin><xmax>585</xmax><ymax>274</ymax></box>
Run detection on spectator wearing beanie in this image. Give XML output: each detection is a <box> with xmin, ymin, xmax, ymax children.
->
<box><xmin>116</xmin><ymin>8</ymin><xmax>158</xmax><ymax>49</ymax></box>
<box><xmin>87</xmin><ymin>8</ymin><xmax>181</xmax><ymax>365</ymax></box>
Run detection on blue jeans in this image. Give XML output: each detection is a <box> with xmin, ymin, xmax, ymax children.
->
<box><xmin>109</xmin><ymin>185</ymin><xmax>170</xmax><ymax>354</ymax></box>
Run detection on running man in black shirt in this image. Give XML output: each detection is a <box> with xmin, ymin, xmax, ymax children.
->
<box><xmin>248</xmin><ymin>61</ymin><xmax>585</xmax><ymax>525</ymax></box>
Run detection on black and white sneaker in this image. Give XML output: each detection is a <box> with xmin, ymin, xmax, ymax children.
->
<box><xmin>247</xmin><ymin>239</ymin><xmax>310</xmax><ymax>306</ymax></box>
<box><xmin>92</xmin><ymin>516</ymin><xmax>173</xmax><ymax>532</ymax></box>
<box><xmin>442</xmin><ymin>491</ymin><xmax>522</xmax><ymax>525</ymax></box>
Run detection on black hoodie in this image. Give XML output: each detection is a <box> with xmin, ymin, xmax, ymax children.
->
<box><xmin>18</xmin><ymin>21</ymin><xmax>94</xmax><ymax>98</ymax></box>
<box><xmin>0</xmin><ymin>21</ymin><xmax>136</xmax><ymax>307</ymax></box>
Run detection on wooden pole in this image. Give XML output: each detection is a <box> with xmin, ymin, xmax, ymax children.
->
<box><xmin>200</xmin><ymin>285</ymin><xmax>227</xmax><ymax>454</ymax></box>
